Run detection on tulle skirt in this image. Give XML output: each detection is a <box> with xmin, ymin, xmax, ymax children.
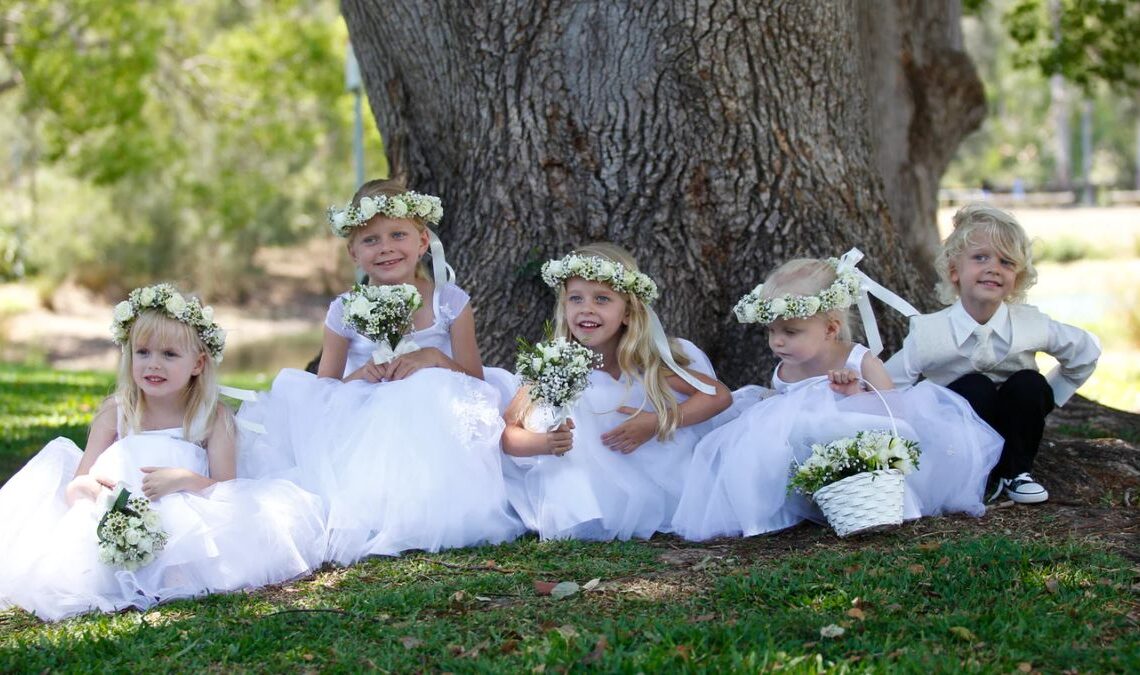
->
<box><xmin>238</xmin><ymin>368</ymin><xmax>524</xmax><ymax>564</ymax></box>
<box><xmin>0</xmin><ymin>437</ymin><xmax>327</xmax><ymax>621</ymax></box>
<box><xmin>673</xmin><ymin>381</ymin><xmax>1002</xmax><ymax>540</ymax></box>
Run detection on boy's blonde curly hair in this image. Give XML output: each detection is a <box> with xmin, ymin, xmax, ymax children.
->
<box><xmin>935</xmin><ymin>203</ymin><xmax>1038</xmax><ymax>305</ymax></box>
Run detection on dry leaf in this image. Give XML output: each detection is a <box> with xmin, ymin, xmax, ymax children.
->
<box><xmin>675</xmin><ymin>645</ymin><xmax>692</xmax><ymax>660</ymax></box>
<box><xmin>400</xmin><ymin>637</ymin><xmax>423</xmax><ymax>650</ymax></box>
<box><xmin>847</xmin><ymin>607</ymin><xmax>866</xmax><ymax>621</ymax></box>
<box><xmin>534</xmin><ymin>580</ymin><xmax>558</xmax><ymax>596</ymax></box>
<box><xmin>499</xmin><ymin>639</ymin><xmax>519</xmax><ymax>655</ymax></box>
<box><xmin>917</xmin><ymin>541</ymin><xmax>941</xmax><ymax>551</ymax></box>
<box><xmin>908</xmin><ymin>564</ymin><xmax>926</xmax><ymax>574</ymax></box>
<box><xmin>819</xmin><ymin>624</ymin><xmax>845</xmax><ymax>639</ymax></box>
<box><xmin>689</xmin><ymin>613</ymin><xmax>716</xmax><ymax>623</ymax></box>
<box><xmin>582</xmin><ymin>577</ymin><xmax>601</xmax><ymax>591</ymax></box>
<box><xmin>551</xmin><ymin>581</ymin><xmax>580</xmax><ymax>599</ymax></box>
<box><xmin>1045</xmin><ymin>578</ymin><xmax>1060</xmax><ymax>594</ymax></box>
<box><xmin>582</xmin><ymin>636</ymin><xmax>608</xmax><ymax>664</ymax></box>
<box><xmin>948</xmin><ymin>626</ymin><xmax>976</xmax><ymax>642</ymax></box>
<box><xmin>555</xmin><ymin>624</ymin><xmax>579</xmax><ymax>640</ymax></box>
<box><xmin>1017</xmin><ymin>662</ymin><xmax>1033</xmax><ymax>672</ymax></box>
<box><xmin>937</xmin><ymin>556</ymin><xmax>950</xmax><ymax>567</ymax></box>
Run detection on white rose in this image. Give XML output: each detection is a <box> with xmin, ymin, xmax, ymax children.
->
<box><xmin>741</xmin><ymin>304</ymin><xmax>759</xmax><ymax>323</ymax></box>
<box><xmin>347</xmin><ymin>295</ymin><xmax>372</xmax><ymax>319</ymax></box>
<box><xmin>165</xmin><ymin>294</ymin><xmax>188</xmax><ymax>316</ymax></box>
<box><xmin>768</xmin><ymin>298</ymin><xmax>787</xmax><ymax>316</ymax></box>
<box><xmin>567</xmin><ymin>258</ymin><xmax>585</xmax><ymax>274</ymax></box>
<box><xmin>137</xmin><ymin>537</ymin><xmax>153</xmax><ymax>553</ymax></box>
<box><xmin>832</xmin><ymin>289</ymin><xmax>850</xmax><ymax>308</ymax></box>
<box><xmin>804</xmin><ymin>296</ymin><xmax>822</xmax><ymax>314</ymax></box>
<box><xmin>545</xmin><ymin>261</ymin><xmax>565</xmax><ymax>278</ymax></box>
<box><xmin>359</xmin><ymin>197</ymin><xmax>378</xmax><ymax>219</ymax></box>
<box><xmin>201</xmin><ymin>305</ymin><xmax>214</xmax><ymax>322</ymax></box>
<box><xmin>143</xmin><ymin>510</ymin><xmax>162</xmax><ymax>530</ymax></box>
<box><xmin>430</xmin><ymin>203</ymin><xmax>444</xmax><ymax>222</ymax></box>
<box><xmin>332</xmin><ymin>210</ymin><xmax>348</xmax><ymax>231</ymax></box>
<box><xmin>387</xmin><ymin>199</ymin><xmax>408</xmax><ymax>218</ymax></box>
<box><xmin>531</xmin><ymin>357</ymin><xmax>544</xmax><ymax>373</ymax></box>
<box><xmin>139</xmin><ymin>287</ymin><xmax>156</xmax><ymax>305</ymax></box>
<box><xmin>414</xmin><ymin>199</ymin><xmax>432</xmax><ymax>217</ymax></box>
<box><xmin>113</xmin><ymin>301</ymin><xmax>134</xmax><ymax>322</ymax></box>
<box><xmin>124</xmin><ymin>529</ymin><xmax>141</xmax><ymax>546</ymax></box>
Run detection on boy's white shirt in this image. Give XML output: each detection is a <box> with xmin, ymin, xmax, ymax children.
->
<box><xmin>884</xmin><ymin>299</ymin><xmax>1100</xmax><ymax>406</ymax></box>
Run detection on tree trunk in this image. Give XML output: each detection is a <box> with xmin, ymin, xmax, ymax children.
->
<box><xmin>341</xmin><ymin>0</ymin><xmax>984</xmax><ymax>386</ymax></box>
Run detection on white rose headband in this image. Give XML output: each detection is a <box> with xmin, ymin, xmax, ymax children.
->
<box><xmin>328</xmin><ymin>190</ymin><xmax>455</xmax><ymax>292</ymax></box>
<box><xmin>542</xmin><ymin>253</ymin><xmax>715</xmax><ymax>395</ymax></box>
<box><xmin>111</xmin><ymin>283</ymin><xmax>226</xmax><ymax>363</ymax></box>
<box><xmin>734</xmin><ymin>248</ymin><xmax>919</xmax><ymax>355</ymax></box>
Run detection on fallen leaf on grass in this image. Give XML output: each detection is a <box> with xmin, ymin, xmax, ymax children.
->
<box><xmin>689</xmin><ymin>613</ymin><xmax>716</xmax><ymax>623</ymax></box>
<box><xmin>937</xmin><ymin>556</ymin><xmax>950</xmax><ymax>567</ymax></box>
<box><xmin>907</xmin><ymin>564</ymin><xmax>926</xmax><ymax>574</ymax></box>
<box><xmin>581</xmin><ymin>636</ymin><xmax>608</xmax><ymax>664</ymax></box>
<box><xmin>948</xmin><ymin>626</ymin><xmax>977</xmax><ymax>642</ymax></box>
<box><xmin>1045</xmin><ymin>578</ymin><xmax>1060</xmax><ymax>594</ymax></box>
<box><xmin>555</xmin><ymin>624</ymin><xmax>579</xmax><ymax>640</ymax></box>
<box><xmin>500</xmin><ymin>639</ymin><xmax>519</xmax><ymax>655</ymax></box>
<box><xmin>846</xmin><ymin>608</ymin><xmax>866</xmax><ymax>621</ymax></box>
<box><xmin>582</xmin><ymin>577</ymin><xmax>601</xmax><ymax>591</ymax></box>
<box><xmin>534</xmin><ymin>581</ymin><xmax>557</xmax><ymax>595</ymax></box>
<box><xmin>819</xmin><ymin>624</ymin><xmax>845</xmax><ymax>639</ymax></box>
<box><xmin>1017</xmin><ymin>662</ymin><xmax>1033</xmax><ymax>672</ymax></box>
<box><xmin>551</xmin><ymin>581</ymin><xmax>580</xmax><ymax>599</ymax></box>
<box><xmin>917</xmin><ymin>541</ymin><xmax>941</xmax><ymax>551</ymax></box>
<box><xmin>399</xmin><ymin>637</ymin><xmax>423</xmax><ymax>650</ymax></box>
<box><xmin>675</xmin><ymin>645</ymin><xmax>692</xmax><ymax>661</ymax></box>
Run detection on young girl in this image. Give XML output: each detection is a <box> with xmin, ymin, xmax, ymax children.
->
<box><xmin>672</xmin><ymin>253</ymin><xmax>1004</xmax><ymax>540</ymax></box>
<box><xmin>886</xmin><ymin>204</ymin><xmax>1100</xmax><ymax>504</ymax></box>
<box><xmin>501</xmin><ymin>243</ymin><xmax>733</xmax><ymax>541</ymax></box>
<box><xmin>237</xmin><ymin>179</ymin><xmax>523</xmax><ymax>564</ymax></box>
<box><xmin>0</xmin><ymin>284</ymin><xmax>326</xmax><ymax>621</ymax></box>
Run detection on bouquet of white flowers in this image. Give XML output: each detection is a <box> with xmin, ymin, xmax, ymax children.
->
<box><xmin>96</xmin><ymin>483</ymin><xmax>168</xmax><ymax>571</ymax></box>
<box><xmin>516</xmin><ymin>335</ymin><xmax>602</xmax><ymax>432</ymax></box>
<box><xmin>787</xmin><ymin>430</ymin><xmax>920</xmax><ymax>537</ymax></box>
<box><xmin>342</xmin><ymin>283</ymin><xmax>423</xmax><ymax>364</ymax></box>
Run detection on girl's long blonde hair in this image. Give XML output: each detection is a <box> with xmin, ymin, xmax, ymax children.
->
<box><xmin>550</xmin><ymin>242</ymin><xmax>691</xmax><ymax>440</ymax></box>
<box><xmin>761</xmin><ymin>258</ymin><xmax>853</xmax><ymax>341</ymax></box>
<box><xmin>115</xmin><ymin>310</ymin><xmax>223</xmax><ymax>444</ymax></box>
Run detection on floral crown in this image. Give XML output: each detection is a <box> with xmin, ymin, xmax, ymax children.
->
<box><xmin>541</xmin><ymin>254</ymin><xmax>659</xmax><ymax>305</ymax></box>
<box><xmin>111</xmin><ymin>284</ymin><xmax>226</xmax><ymax>363</ymax></box>
<box><xmin>733</xmin><ymin>258</ymin><xmax>861</xmax><ymax>324</ymax></box>
<box><xmin>327</xmin><ymin>191</ymin><xmax>444</xmax><ymax>238</ymax></box>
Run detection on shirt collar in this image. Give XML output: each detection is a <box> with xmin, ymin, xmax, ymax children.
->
<box><xmin>949</xmin><ymin>300</ymin><xmax>1011</xmax><ymax>347</ymax></box>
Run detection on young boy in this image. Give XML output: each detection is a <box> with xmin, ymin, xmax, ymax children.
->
<box><xmin>885</xmin><ymin>203</ymin><xmax>1100</xmax><ymax>504</ymax></box>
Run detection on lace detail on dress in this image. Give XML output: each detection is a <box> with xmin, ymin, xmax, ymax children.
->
<box><xmin>450</xmin><ymin>376</ymin><xmax>503</xmax><ymax>451</ymax></box>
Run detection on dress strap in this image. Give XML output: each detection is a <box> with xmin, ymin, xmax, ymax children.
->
<box><xmin>845</xmin><ymin>343</ymin><xmax>870</xmax><ymax>375</ymax></box>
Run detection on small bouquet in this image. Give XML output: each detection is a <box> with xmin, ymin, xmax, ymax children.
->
<box><xmin>342</xmin><ymin>283</ymin><xmax>423</xmax><ymax>364</ymax></box>
<box><xmin>788</xmin><ymin>430</ymin><xmax>921</xmax><ymax>537</ymax></box>
<box><xmin>96</xmin><ymin>483</ymin><xmax>168</xmax><ymax>571</ymax></box>
<box><xmin>515</xmin><ymin>335</ymin><xmax>602</xmax><ymax>432</ymax></box>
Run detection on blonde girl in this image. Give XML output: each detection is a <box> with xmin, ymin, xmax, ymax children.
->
<box><xmin>501</xmin><ymin>242</ymin><xmax>732</xmax><ymax>541</ymax></box>
<box><xmin>0</xmin><ymin>285</ymin><xmax>325</xmax><ymax>621</ymax></box>
<box><xmin>237</xmin><ymin>178</ymin><xmax>523</xmax><ymax>564</ymax></box>
<box><xmin>673</xmin><ymin>251</ymin><xmax>1005</xmax><ymax>540</ymax></box>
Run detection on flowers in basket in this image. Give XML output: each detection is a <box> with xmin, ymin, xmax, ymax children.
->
<box><xmin>788</xmin><ymin>430</ymin><xmax>921</xmax><ymax>537</ymax></box>
<box><xmin>342</xmin><ymin>283</ymin><xmax>423</xmax><ymax>364</ymax></box>
<box><xmin>96</xmin><ymin>483</ymin><xmax>168</xmax><ymax>571</ymax></box>
<box><xmin>515</xmin><ymin>335</ymin><xmax>602</xmax><ymax>432</ymax></box>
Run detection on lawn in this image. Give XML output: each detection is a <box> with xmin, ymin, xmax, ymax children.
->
<box><xmin>1</xmin><ymin>366</ymin><xmax>1137</xmax><ymax>672</ymax></box>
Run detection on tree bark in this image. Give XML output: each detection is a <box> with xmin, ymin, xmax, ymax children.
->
<box><xmin>342</xmin><ymin>0</ymin><xmax>984</xmax><ymax>386</ymax></box>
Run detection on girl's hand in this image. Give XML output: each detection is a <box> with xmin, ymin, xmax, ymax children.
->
<box><xmin>140</xmin><ymin>466</ymin><xmax>200</xmax><ymax>500</ymax></box>
<box><xmin>380</xmin><ymin>348</ymin><xmax>445</xmax><ymax>381</ymax></box>
<box><xmin>65</xmin><ymin>475</ymin><xmax>113</xmax><ymax>506</ymax></box>
<box><xmin>602</xmin><ymin>407</ymin><xmax>658</xmax><ymax>454</ymax></box>
<box><xmin>545</xmin><ymin>419</ymin><xmax>575</xmax><ymax>457</ymax></box>
<box><xmin>828</xmin><ymin>368</ymin><xmax>864</xmax><ymax>396</ymax></box>
<box><xmin>346</xmin><ymin>361</ymin><xmax>388</xmax><ymax>383</ymax></box>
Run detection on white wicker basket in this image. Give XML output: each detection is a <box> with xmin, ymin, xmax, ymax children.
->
<box><xmin>812</xmin><ymin>469</ymin><xmax>905</xmax><ymax>537</ymax></box>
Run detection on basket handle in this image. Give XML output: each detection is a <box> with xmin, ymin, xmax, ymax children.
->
<box><xmin>854</xmin><ymin>377</ymin><xmax>899</xmax><ymax>438</ymax></box>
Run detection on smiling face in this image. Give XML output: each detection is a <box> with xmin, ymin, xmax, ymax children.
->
<box><xmin>563</xmin><ymin>277</ymin><xmax>629</xmax><ymax>355</ymax></box>
<box><xmin>949</xmin><ymin>233</ymin><xmax>1019</xmax><ymax>322</ymax></box>
<box><xmin>348</xmin><ymin>216</ymin><xmax>430</xmax><ymax>285</ymax></box>
<box><xmin>129</xmin><ymin>319</ymin><xmax>205</xmax><ymax>403</ymax></box>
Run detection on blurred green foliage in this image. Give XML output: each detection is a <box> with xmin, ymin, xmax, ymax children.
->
<box><xmin>0</xmin><ymin>0</ymin><xmax>385</xmax><ymax>297</ymax></box>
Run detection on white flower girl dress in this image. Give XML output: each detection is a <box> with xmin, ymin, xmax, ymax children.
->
<box><xmin>502</xmin><ymin>339</ymin><xmax>728</xmax><ymax>541</ymax></box>
<box><xmin>0</xmin><ymin>420</ymin><xmax>327</xmax><ymax>621</ymax></box>
<box><xmin>673</xmin><ymin>344</ymin><xmax>1004</xmax><ymax>540</ymax></box>
<box><xmin>237</xmin><ymin>283</ymin><xmax>524</xmax><ymax>564</ymax></box>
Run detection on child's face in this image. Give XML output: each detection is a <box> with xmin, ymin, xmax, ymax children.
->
<box><xmin>950</xmin><ymin>234</ymin><xmax>1018</xmax><ymax>316</ymax></box>
<box><xmin>348</xmin><ymin>216</ymin><xmax>430</xmax><ymax>285</ymax></box>
<box><xmin>131</xmin><ymin>334</ymin><xmax>205</xmax><ymax>402</ymax></box>
<box><xmin>564</xmin><ymin>277</ymin><xmax>629</xmax><ymax>353</ymax></box>
<box><xmin>766</xmin><ymin>314</ymin><xmax>836</xmax><ymax>367</ymax></box>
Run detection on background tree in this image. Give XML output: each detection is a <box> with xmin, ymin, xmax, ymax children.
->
<box><xmin>341</xmin><ymin>1</ymin><xmax>985</xmax><ymax>384</ymax></box>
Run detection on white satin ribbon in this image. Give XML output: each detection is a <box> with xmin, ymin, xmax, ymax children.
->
<box><xmin>217</xmin><ymin>385</ymin><xmax>266</xmax><ymax>434</ymax></box>
<box><xmin>647</xmin><ymin>308</ymin><xmax>717</xmax><ymax>395</ymax></box>
<box><xmin>834</xmin><ymin>248</ymin><xmax>920</xmax><ymax>356</ymax></box>
<box><xmin>372</xmin><ymin>337</ymin><xmax>421</xmax><ymax>365</ymax></box>
<box><xmin>426</xmin><ymin>228</ymin><xmax>456</xmax><ymax>289</ymax></box>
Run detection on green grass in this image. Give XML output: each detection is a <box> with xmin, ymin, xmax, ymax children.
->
<box><xmin>2</xmin><ymin>365</ymin><xmax>1137</xmax><ymax>672</ymax></box>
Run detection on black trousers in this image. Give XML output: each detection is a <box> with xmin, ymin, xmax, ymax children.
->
<box><xmin>947</xmin><ymin>370</ymin><xmax>1055</xmax><ymax>479</ymax></box>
